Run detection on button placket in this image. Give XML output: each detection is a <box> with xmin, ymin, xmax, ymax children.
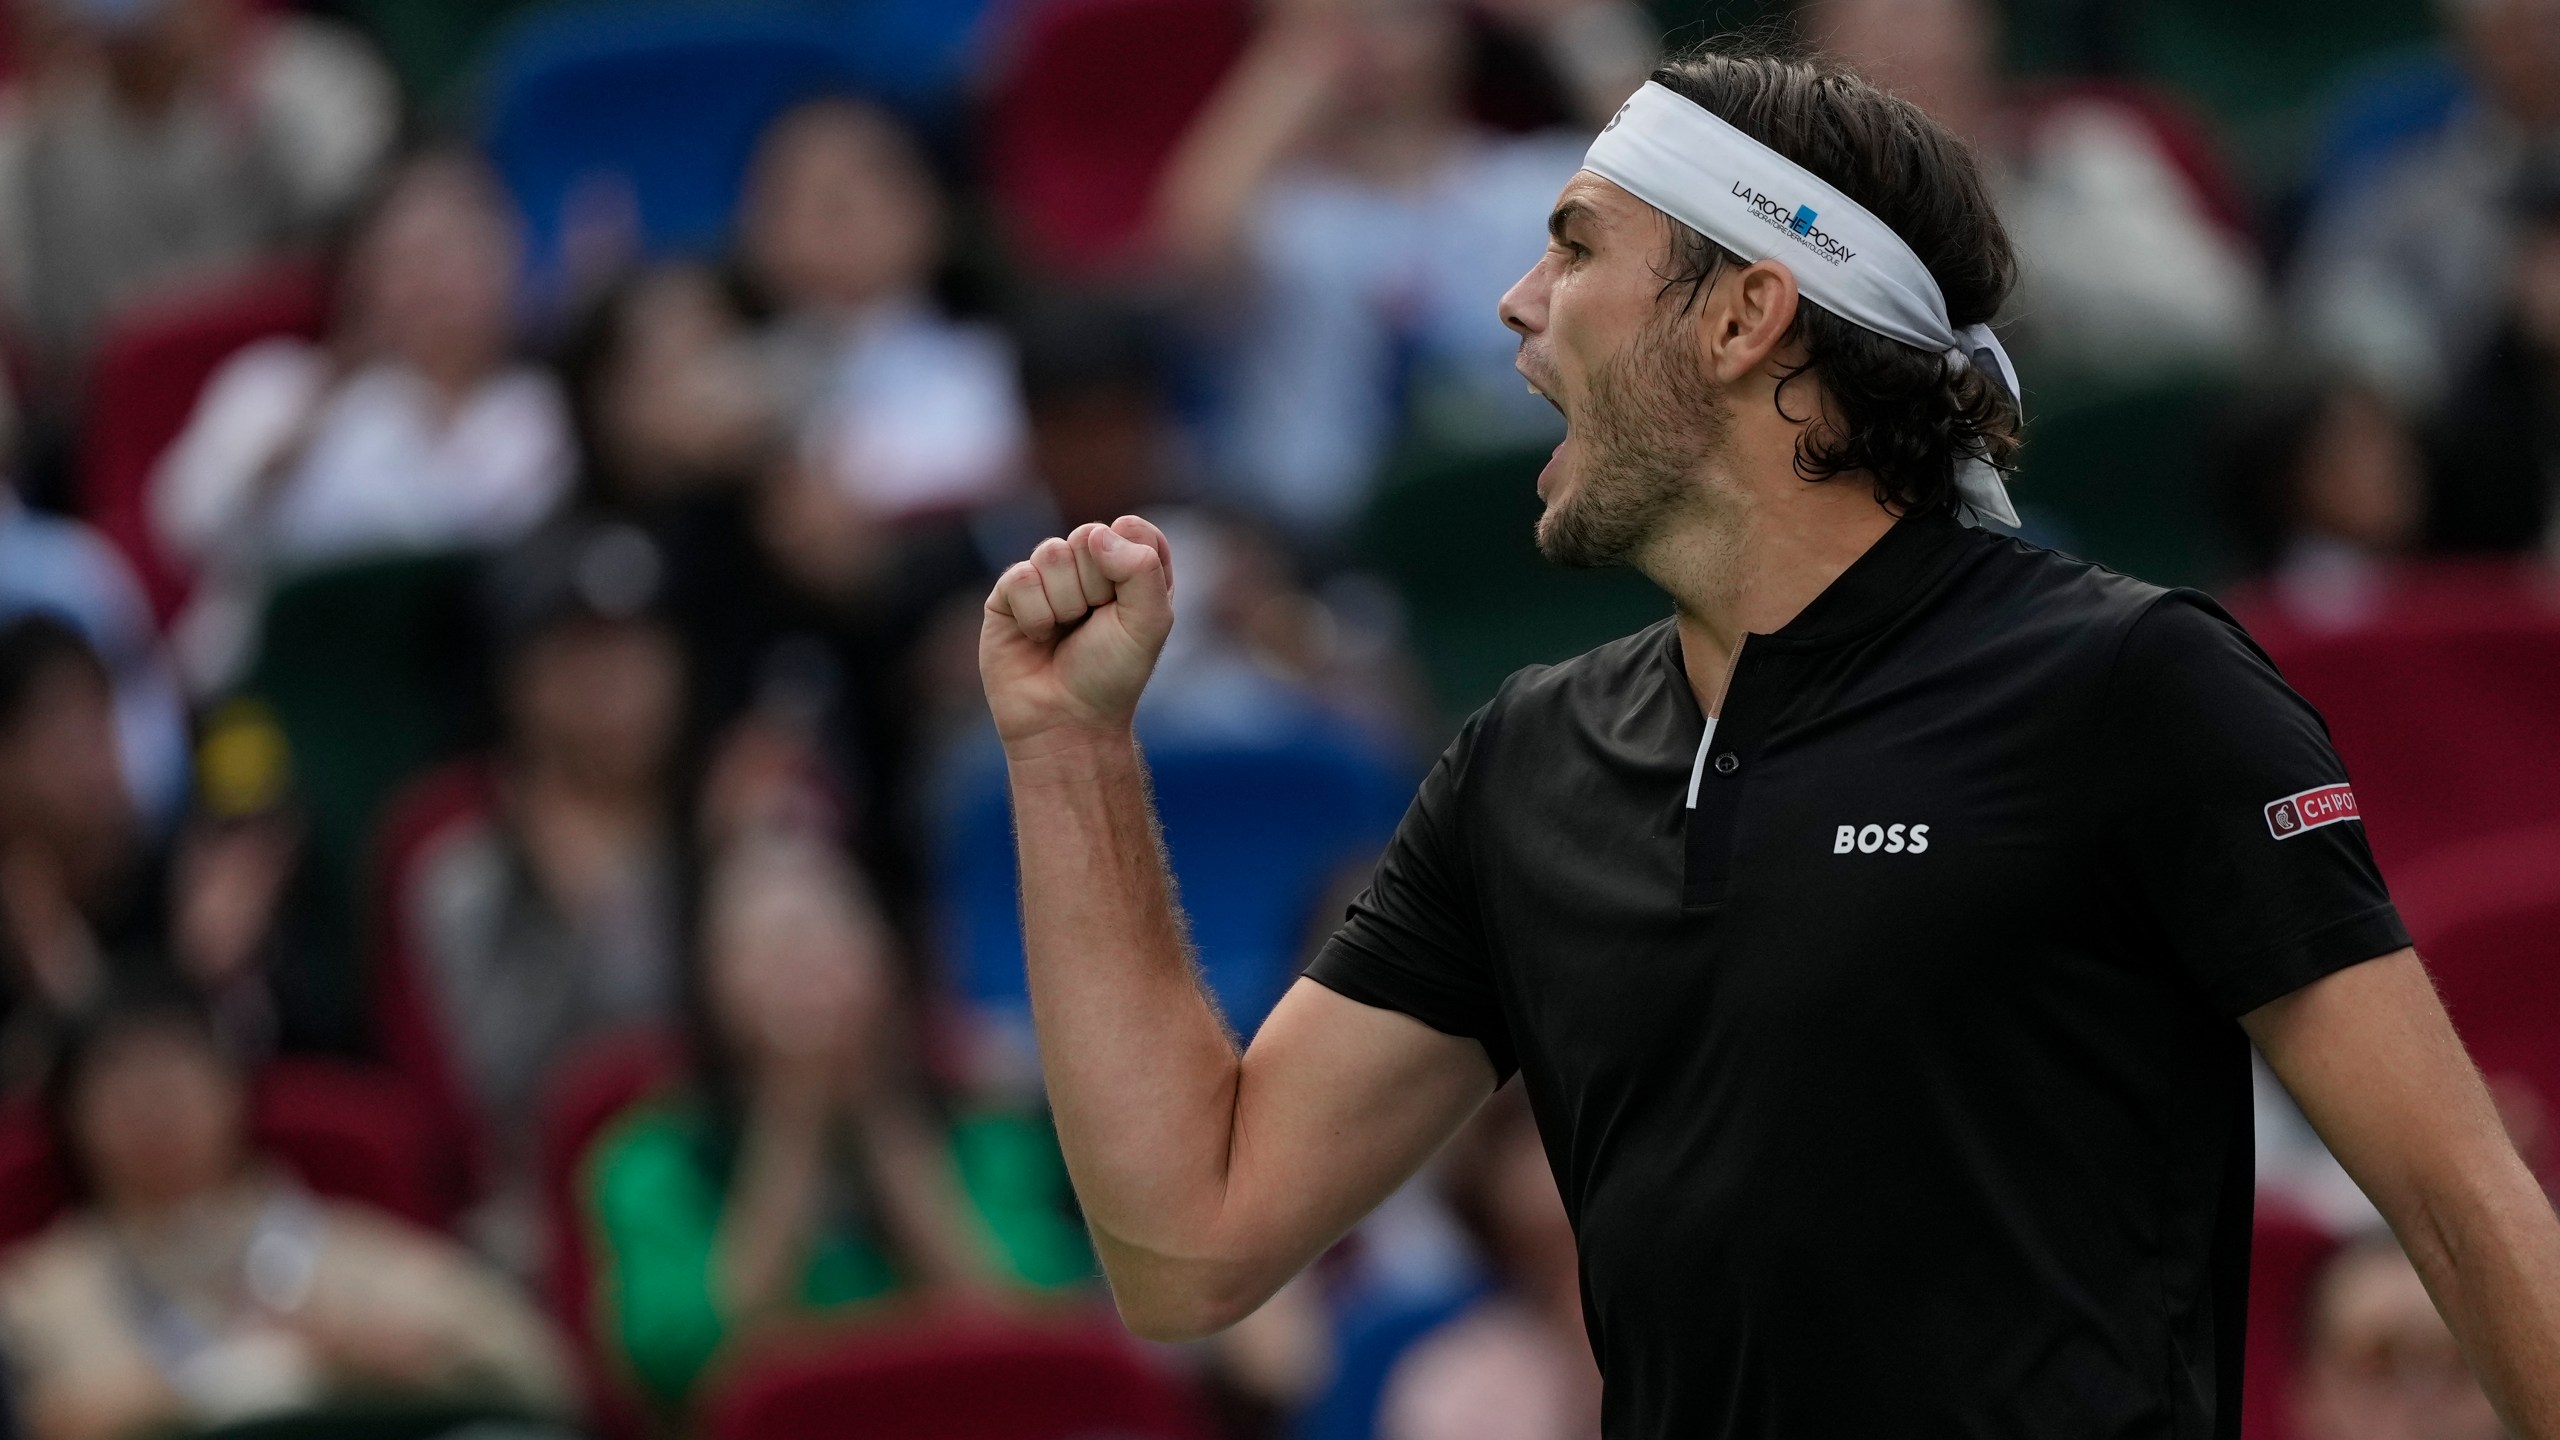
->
<box><xmin>1682</xmin><ymin>655</ymin><xmax>1769</xmax><ymax>914</ymax></box>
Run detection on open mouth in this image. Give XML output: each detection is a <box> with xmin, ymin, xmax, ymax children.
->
<box><xmin>1516</xmin><ymin>346</ymin><xmax>1566</xmax><ymax>421</ymax></box>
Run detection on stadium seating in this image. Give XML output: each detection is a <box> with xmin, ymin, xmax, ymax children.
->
<box><xmin>245</xmin><ymin>551</ymin><xmax>488</xmax><ymax>1071</ymax></box>
<box><xmin>535</xmin><ymin>1024</ymin><xmax>684</xmax><ymax>1440</ymax></box>
<box><xmin>1295</xmin><ymin>1281</ymin><xmax>1488</xmax><ymax>1440</ymax></box>
<box><xmin>77</xmin><ymin>260</ymin><xmax>331</xmax><ymax>623</ymax></box>
<box><xmin>1357</xmin><ymin>444</ymin><xmax>1671</xmax><ymax>723</ymax></box>
<box><xmin>364</xmin><ymin>759</ymin><xmax>507</xmax><ymax>1213</ymax></box>
<box><xmin>2231</xmin><ymin>561</ymin><xmax>2560</xmax><ymax>877</ymax></box>
<box><xmin>2009</xmin><ymin>373</ymin><xmax>2238</xmax><ymax>591</ymax></box>
<box><xmin>2296</xmin><ymin>47</ymin><xmax>2467</xmax><ymax>219</ymax></box>
<box><xmin>0</xmin><ymin>1059</ymin><xmax>450</xmax><ymax>1252</ymax></box>
<box><xmin>938</xmin><ymin>704</ymin><xmax>1412</xmax><ymax>1041</ymax></box>
<box><xmin>981</xmin><ymin>0</ymin><xmax>1253</xmax><ymax>275</ymax></box>
<box><xmin>476</xmin><ymin>0</ymin><xmax>991</xmax><ymax>276</ymax></box>
<box><xmin>478</xmin><ymin>3</ymin><xmax>867</xmax><ymax>278</ymax></box>
<box><xmin>698</xmin><ymin>1315</ymin><xmax>1211</xmax><ymax>1440</ymax></box>
<box><xmin>0</xmin><ymin>1095</ymin><xmax>68</xmax><ymax>1250</ymax></box>
<box><xmin>2389</xmin><ymin>823</ymin><xmax>2560</xmax><ymax>1134</ymax></box>
<box><xmin>2243</xmin><ymin>1194</ymin><xmax>2342</xmax><ymax>1440</ymax></box>
<box><xmin>1993</xmin><ymin>0</ymin><xmax>2439</xmax><ymax>196</ymax></box>
<box><xmin>247</xmin><ymin>1058</ymin><xmax>455</xmax><ymax>1229</ymax></box>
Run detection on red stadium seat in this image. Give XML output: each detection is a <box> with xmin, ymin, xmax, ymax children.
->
<box><xmin>2391</xmin><ymin>823</ymin><xmax>2560</xmax><ymax>1139</ymax></box>
<box><xmin>2231</xmin><ymin>561</ymin><xmax>2560</xmax><ymax>877</ymax></box>
<box><xmin>0</xmin><ymin>1059</ymin><xmax>450</xmax><ymax>1253</ymax></box>
<box><xmin>699</xmin><ymin>1315</ymin><xmax>1211</xmax><ymax>1440</ymax></box>
<box><xmin>2242</xmin><ymin>1194</ymin><xmax>2340</xmax><ymax>1440</ymax></box>
<box><xmin>365</xmin><ymin>759</ymin><xmax>506</xmax><ymax>1214</ymax></box>
<box><xmin>537</xmin><ymin>1024</ymin><xmax>683</xmax><ymax>1331</ymax></box>
<box><xmin>0</xmin><ymin>1095</ymin><xmax>71</xmax><ymax>1252</ymax></box>
<box><xmin>982</xmin><ymin>0</ymin><xmax>1253</xmax><ymax>276</ymax></box>
<box><xmin>535</xmin><ymin>1024</ymin><xmax>683</xmax><ymax>1440</ymax></box>
<box><xmin>78</xmin><ymin>259</ymin><xmax>331</xmax><ymax>624</ymax></box>
<box><xmin>252</xmin><ymin>1057</ymin><xmax>452</xmax><ymax>1229</ymax></box>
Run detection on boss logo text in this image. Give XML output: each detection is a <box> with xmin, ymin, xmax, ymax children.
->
<box><xmin>1834</xmin><ymin>823</ymin><xmax>1929</xmax><ymax>855</ymax></box>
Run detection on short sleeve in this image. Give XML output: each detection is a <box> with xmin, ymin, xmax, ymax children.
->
<box><xmin>1303</xmin><ymin>710</ymin><xmax>1515</xmax><ymax>1080</ymax></box>
<box><xmin>2100</xmin><ymin>593</ymin><xmax>2410</xmax><ymax>1016</ymax></box>
<box><xmin>586</xmin><ymin>1104</ymin><xmax>732</xmax><ymax>1406</ymax></box>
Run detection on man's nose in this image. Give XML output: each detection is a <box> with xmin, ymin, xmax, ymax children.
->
<box><xmin>1499</xmin><ymin>259</ymin><xmax>1548</xmax><ymax>337</ymax></box>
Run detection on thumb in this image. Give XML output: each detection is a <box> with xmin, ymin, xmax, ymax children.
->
<box><xmin>1090</xmin><ymin>525</ymin><xmax>1173</xmax><ymax>644</ymax></box>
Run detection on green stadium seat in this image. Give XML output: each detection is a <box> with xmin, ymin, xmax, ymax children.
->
<box><xmin>240</xmin><ymin>552</ymin><xmax>489</xmax><ymax>1010</ymax></box>
<box><xmin>2009</xmin><ymin>372</ymin><xmax>2238</xmax><ymax>590</ymax></box>
<box><xmin>337</xmin><ymin>0</ymin><xmax>552</xmax><ymax>112</ymax></box>
<box><xmin>1356</xmin><ymin>445</ymin><xmax>1670</xmax><ymax>726</ymax></box>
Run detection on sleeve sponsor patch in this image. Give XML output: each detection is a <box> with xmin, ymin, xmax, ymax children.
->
<box><xmin>2265</xmin><ymin>783</ymin><xmax>2359</xmax><ymax>840</ymax></box>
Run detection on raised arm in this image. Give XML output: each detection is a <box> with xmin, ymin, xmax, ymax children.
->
<box><xmin>2245</xmin><ymin>948</ymin><xmax>2560</xmax><ymax>1436</ymax></box>
<box><xmin>981</xmin><ymin>517</ymin><xmax>1496</xmax><ymax>1340</ymax></box>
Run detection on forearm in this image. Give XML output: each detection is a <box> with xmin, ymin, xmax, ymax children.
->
<box><xmin>2392</xmin><ymin>1156</ymin><xmax>2560</xmax><ymax>1435</ymax></box>
<box><xmin>1152</xmin><ymin>32</ymin><xmax>1332</xmax><ymax>271</ymax></box>
<box><xmin>2251</xmin><ymin>951</ymin><xmax>2560</xmax><ymax>1435</ymax></box>
<box><xmin>1006</xmin><ymin>730</ymin><xmax>1254</xmax><ymax>1319</ymax></box>
<box><xmin>714</xmin><ymin>1092</ymin><xmax>828</xmax><ymax>1319</ymax></box>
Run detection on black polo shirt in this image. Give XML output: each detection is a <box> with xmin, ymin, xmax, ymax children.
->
<box><xmin>1305</xmin><ymin>512</ymin><xmax>2408</xmax><ymax>1439</ymax></box>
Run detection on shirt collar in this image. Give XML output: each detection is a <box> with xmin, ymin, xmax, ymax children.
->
<box><xmin>1647</xmin><ymin>509</ymin><xmax>1977</xmax><ymax>691</ymax></box>
<box><xmin>1759</xmin><ymin>509</ymin><xmax>1973</xmax><ymax>650</ymax></box>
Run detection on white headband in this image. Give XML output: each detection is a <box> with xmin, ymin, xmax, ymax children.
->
<box><xmin>1581</xmin><ymin>81</ymin><xmax>2019</xmax><ymax>526</ymax></box>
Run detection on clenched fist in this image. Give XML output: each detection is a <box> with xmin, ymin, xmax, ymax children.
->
<box><xmin>980</xmin><ymin>516</ymin><xmax>1176</xmax><ymax>748</ymax></box>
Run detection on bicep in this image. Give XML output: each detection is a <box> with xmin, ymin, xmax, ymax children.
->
<box><xmin>2242</xmin><ymin>948</ymin><xmax>2517</xmax><ymax>1220</ymax></box>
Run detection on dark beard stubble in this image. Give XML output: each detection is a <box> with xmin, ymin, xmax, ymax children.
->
<box><xmin>1534</xmin><ymin>307</ymin><xmax>1733</xmax><ymax>568</ymax></box>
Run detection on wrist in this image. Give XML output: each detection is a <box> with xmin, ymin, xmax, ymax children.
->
<box><xmin>1002</xmin><ymin>725</ymin><xmax>1141</xmax><ymax>787</ymax></box>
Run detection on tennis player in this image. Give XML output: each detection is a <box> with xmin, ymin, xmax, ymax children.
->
<box><xmin>978</xmin><ymin>47</ymin><xmax>2560</xmax><ymax>1436</ymax></box>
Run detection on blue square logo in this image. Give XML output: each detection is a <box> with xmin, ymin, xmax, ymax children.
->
<box><xmin>1789</xmin><ymin>205</ymin><xmax>1818</xmax><ymax>235</ymax></box>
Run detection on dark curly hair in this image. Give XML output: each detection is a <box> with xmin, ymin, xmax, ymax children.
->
<box><xmin>1646</xmin><ymin>43</ymin><xmax>2022</xmax><ymax>517</ymax></box>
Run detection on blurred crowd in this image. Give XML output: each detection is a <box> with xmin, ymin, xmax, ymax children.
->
<box><xmin>0</xmin><ymin>0</ymin><xmax>2554</xmax><ymax>1437</ymax></box>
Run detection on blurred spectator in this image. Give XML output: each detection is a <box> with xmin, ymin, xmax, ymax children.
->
<box><xmin>1012</xmin><ymin>292</ymin><xmax>1186</xmax><ymax>532</ymax></box>
<box><xmin>2286</xmin><ymin>0</ymin><xmax>2560</xmax><ymax>408</ymax></box>
<box><xmin>0</xmin><ymin>979</ymin><xmax>574</xmax><ymax>1440</ymax></box>
<box><xmin>736</xmin><ymin>98</ymin><xmax>1028</xmax><ymax>521</ymax></box>
<box><xmin>2291</xmin><ymin>1233</ymin><xmax>2503</xmax><ymax>1440</ymax></box>
<box><xmin>898</xmin><ymin>292</ymin><xmax>1194</xmax><ymax>751</ymax></box>
<box><xmin>558</xmin><ymin>256</ymin><xmax>991</xmax><ymax>939</ymax></box>
<box><xmin>391</xmin><ymin>519</ymin><xmax>685</xmax><ymax>1273</ymax></box>
<box><xmin>1155</xmin><ymin>0</ymin><xmax>1650</xmax><ymax>539</ymax></box>
<box><xmin>2426</xmin><ymin>158</ymin><xmax>2560</xmax><ymax>556</ymax></box>
<box><xmin>1803</xmin><ymin>0</ymin><xmax>2269</xmax><ymax>383</ymax></box>
<box><xmin>0</xmin><ymin>0</ymin><xmax>394</xmax><ymax>407</ymax></box>
<box><xmin>0</xmin><ymin>618</ymin><xmax>149</xmax><ymax>1090</ymax></box>
<box><xmin>562</xmin><ymin>262</ymin><xmax>777</xmax><ymax>517</ymax></box>
<box><xmin>586</xmin><ymin>831</ymin><xmax>1088</xmax><ymax>1411</ymax></box>
<box><xmin>1377</xmin><ymin>1085</ymin><xmax>1596</xmax><ymax>1440</ymax></box>
<box><xmin>0</xmin><ymin>403</ymin><xmax>189</xmax><ymax>832</ymax></box>
<box><xmin>168</xmin><ymin>700</ymin><xmax>352</xmax><ymax>1061</ymax></box>
<box><xmin>151</xmin><ymin>149</ymin><xmax>572</xmax><ymax>694</ymax></box>
<box><xmin>2211</xmin><ymin>372</ymin><xmax>2425</xmax><ymax>625</ymax></box>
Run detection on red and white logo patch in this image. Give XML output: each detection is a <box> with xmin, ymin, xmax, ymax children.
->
<box><xmin>2265</xmin><ymin>783</ymin><xmax>2359</xmax><ymax>840</ymax></box>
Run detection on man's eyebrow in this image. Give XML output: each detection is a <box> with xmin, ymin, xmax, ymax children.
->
<box><xmin>1548</xmin><ymin>200</ymin><xmax>1593</xmax><ymax>243</ymax></box>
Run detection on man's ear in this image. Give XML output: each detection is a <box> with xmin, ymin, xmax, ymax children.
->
<box><xmin>1698</xmin><ymin>259</ymin><xmax>1802</xmax><ymax>384</ymax></box>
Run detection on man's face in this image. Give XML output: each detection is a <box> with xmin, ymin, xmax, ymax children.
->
<box><xmin>1499</xmin><ymin>176</ymin><xmax>1735</xmax><ymax>568</ymax></box>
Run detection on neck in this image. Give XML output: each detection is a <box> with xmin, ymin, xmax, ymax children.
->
<box><xmin>516</xmin><ymin>754</ymin><xmax>658</xmax><ymax>820</ymax></box>
<box><xmin>1635</xmin><ymin>446</ymin><xmax>1898</xmax><ymax>715</ymax></box>
<box><xmin>104</xmin><ymin>1165</ymin><xmax>253</xmax><ymax>1233</ymax></box>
